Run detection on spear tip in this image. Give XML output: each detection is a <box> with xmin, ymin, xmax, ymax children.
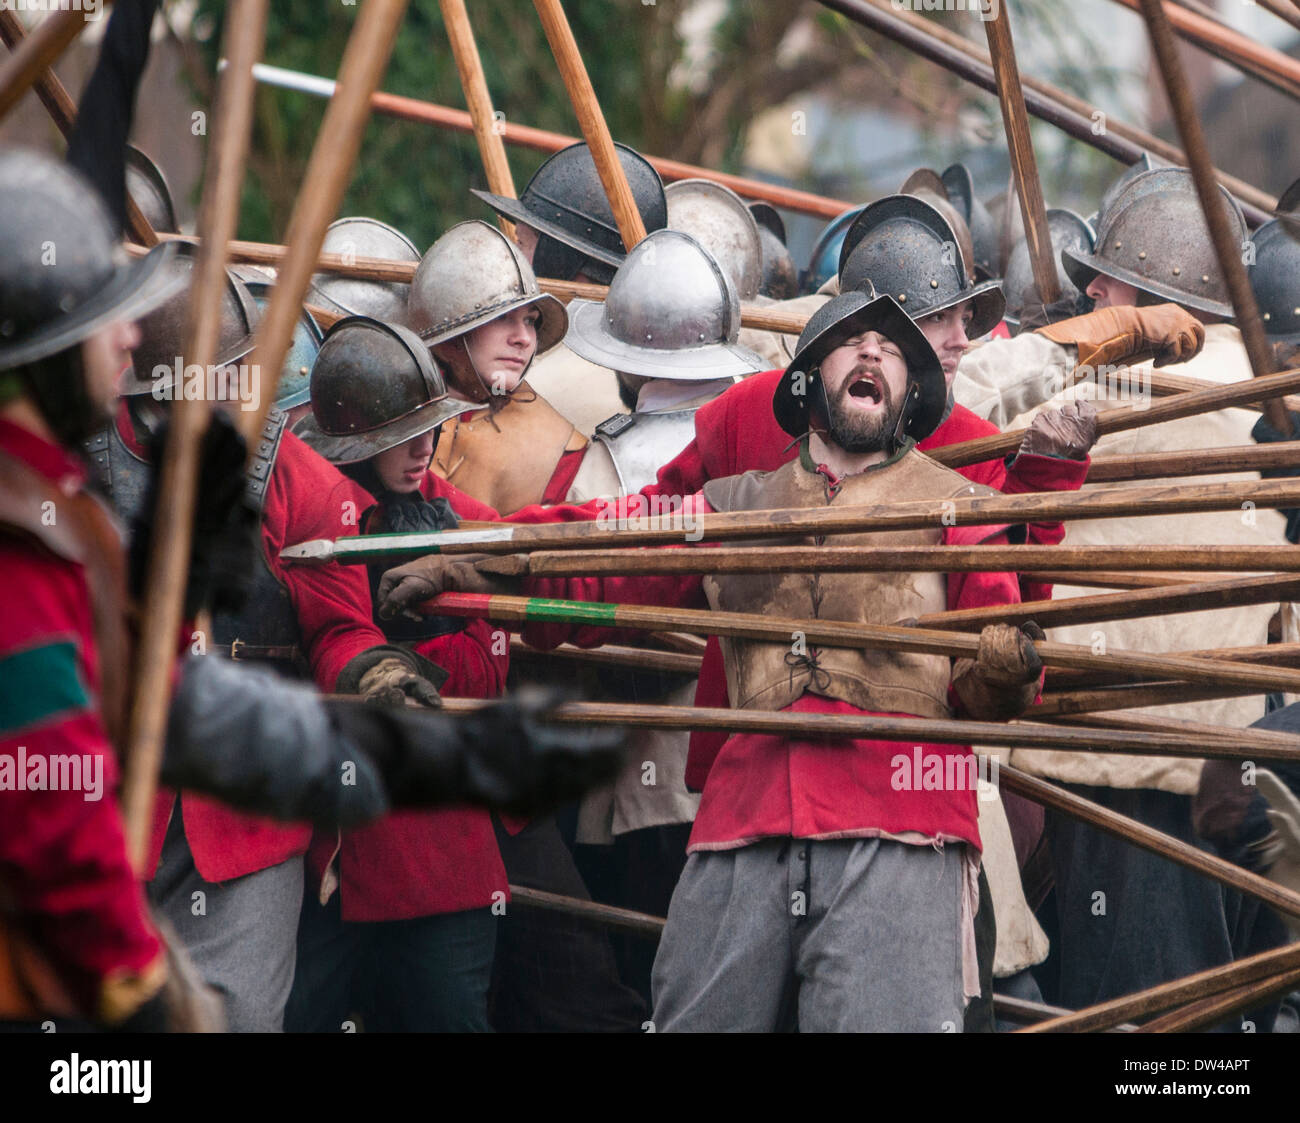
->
<box><xmin>279</xmin><ymin>539</ymin><xmax>336</xmax><ymax>565</ymax></box>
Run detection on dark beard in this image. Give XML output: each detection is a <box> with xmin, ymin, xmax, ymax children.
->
<box><xmin>823</xmin><ymin>362</ymin><xmax>902</xmax><ymax>454</ymax></box>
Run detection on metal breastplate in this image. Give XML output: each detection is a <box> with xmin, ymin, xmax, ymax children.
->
<box><xmin>85</xmin><ymin>410</ymin><xmax>303</xmax><ymax>671</ymax></box>
<box><xmin>592</xmin><ymin>408</ymin><xmax>699</xmax><ymax>495</ymax></box>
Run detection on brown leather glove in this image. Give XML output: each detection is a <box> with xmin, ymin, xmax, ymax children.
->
<box><xmin>358</xmin><ymin>657</ymin><xmax>443</xmax><ymax>708</ymax></box>
<box><xmin>1017</xmin><ymin>400</ymin><xmax>1099</xmax><ymax>460</ymax></box>
<box><xmin>1036</xmin><ymin>303</ymin><xmax>1204</xmax><ymax>370</ymax></box>
<box><xmin>378</xmin><ymin>552</ymin><xmax>523</xmax><ymax>621</ymax></box>
<box><xmin>951</xmin><ymin>622</ymin><xmax>1045</xmax><ymax>721</ymax></box>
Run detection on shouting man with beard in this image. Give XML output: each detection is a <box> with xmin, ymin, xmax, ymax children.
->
<box><xmin>378</xmin><ymin>289</ymin><xmax>1045</xmax><ymax>1032</ymax></box>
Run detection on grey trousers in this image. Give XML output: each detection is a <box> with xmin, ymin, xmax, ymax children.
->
<box><xmin>148</xmin><ymin>804</ymin><xmax>304</xmax><ymax>1032</ymax></box>
<box><xmin>650</xmin><ymin>837</ymin><xmax>967</xmax><ymax>1032</ymax></box>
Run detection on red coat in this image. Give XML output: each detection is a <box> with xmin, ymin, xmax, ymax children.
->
<box><xmin>148</xmin><ymin>429</ymin><xmax>392</xmax><ymax>883</ymax></box>
<box><xmin>309</xmin><ymin>473</ymin><xmax>510</xmax><ymax>922</ymax></box>
<box><xmin>0</xmin><ymin>419</ymin><xmax>163</xmax><ymax>1019</ymax></box>
<box><xmin>511</xmin><ymin>367</ymin><xmax>1087</xmax><ymax>790</ymax></box>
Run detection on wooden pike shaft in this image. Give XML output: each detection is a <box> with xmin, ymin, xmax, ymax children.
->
<box><xmin>0</xmin><ymin>7</ymin><xmax>156</xmax><ymax>245</ymax></box>
<box><xmin>1021</xmin><ymin>927</ymin><xmax>1300</xmax><ymax>1032</ymax></box>
<box><xmin>120</xmin><ymin>0</ymin><xmax>268</xmax><ymax>872</ymax></box>
<box><xmin>1045</xmin><ymin>642</ymin><xmax>1300</xmax><ymax>689</ymax></box>
<box><xmin>509</xmin><ymin>635</ymin><xmax>702</xmax><ymax>676</ymax></box>
<box><xmin>533</xmin><ymin>0</ymin><xmax>645</xmax><ymax>251</ymax></box>
<box><xmin>1116</xmin><ymin>0</ymin><xmax>1300</xmax><ymax>102</ymax></box>
<box><xmin>854</xmin><ymin>0</ymin><xmax>1274</xmax><ymax>216</ymax></box>
<box><xmin>931</xmin><ymin>364</ymin><xmax>1300</xmax><ymax>468</ymax></box>
<box><xmin>916</xmin><ymin>572</ymin><xmax>1300</xmax><ymax>632</ymax></box>
<box><xmin>248</xmin><ymin>60</ymin><xmax>851</xmax><ymax>220</ymax></box>
<box><xmin>427</xmin><ymin>592</ymin><xmax>1300</xmax><ymax>697</ymax></box>
<box><xmin>1137</xmin><ymin>964</ymin><xmax>1300</xmax><ymax>1032</ymax></box>
<box><xmin>281</xmin><ymin>476</ymin><xmax>1300</xmax><ymax>565</ymax></box>
<box><xmin>497</xmin><ymin>544</ymin><xmax>1300</xmax><ymax>579</ymax></box>
<box><xmin>1144</xmin><ymin>367</ymin><xmax>1300</xmax><ymax>412</ymax></box>
<box><xmin>439</xmin><ymin>0</ymin><xmax>515</xmax><ymax>239</ymax></box>
<box><xmin>982</xmin><ymin>3</ymin><xmax>1058</xmax><ymax>303</ymax></box>
<box><xmin>1021</xmin><ymin>570</ymin><xmax>1225</xmax><ymax>590</ymax></box>
<box><xmin>509</xmin><ymin>885</ymin><xmax>664</xmax><ymax>938</ymax></box>
<box><xmin>239</xmin><ymin>0</ymin><xmax>410</xmax><ymax>444</ymax></box>
<box><xmin>1047</xmin><ymin>709</ymin><xmax>1300</xmax><ymax>756</ymax></box>
<box><xmin>1037</xmin><ymin>680</ymin><xmax>1268</xmax><ymax>717</ymax></box>
<box><xmin>0</xmin><ymin>6</ymin><xmax>95</xmax><ymax>122</ymax></box>
<box><xmin>1136</xmin><ymin>0</ymin><xmax>1289</xmax><ymax>435</ymax></box>
<box><xmin>429</xmin><ymin>697</ymin><xmax>1300</xmax><ymax>764</ymax></box>
<box><xmin>1086</xmin><ymin>440</ymin><xmax>1300</xmax><ymax>482</ymax></box>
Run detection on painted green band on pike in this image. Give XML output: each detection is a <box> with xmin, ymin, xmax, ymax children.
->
<box><xmin>520</xmin><ymin>598</ymin><xmax>622</xmax><ymax>626</ymax></box>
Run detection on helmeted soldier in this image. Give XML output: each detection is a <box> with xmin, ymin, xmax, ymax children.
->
<box><xmin>748</xmin><ymin>201</ymin><xmax>799</xmax><ymax>301</ymax></box>
<box><xmin>407</xmin><ymin>219</ymin><xmax>583</xmax><ymax>514</ymax></box>
<box><xmin>378</xmin><ymin>289</ymin><xmax>1046</xmax><ymax>1032</ymax></box>
<box><xmin>229</xmin><ymin>264</ymin><xmax>325</xmax><ymax>426</ymax></box>
<box><xmin>1000</xmin><ymin>209</ymin><xmax>1096</xmax><ymax>332</ymax></box>
<box><xmin>1249</xmin><ymin>212</ymin><xmax>1300</xmax><ymax>371</ymax></box>
<box><xmin>307</xmin><ymin>216</ymin><xmax>420</xmax><ymax>327</ymax></box>
<box><xmin>87</xmin><ymin>248</ymin><xmax>447</xmax><ymax>1032</ymax></box>
<box><xmin>289</xmin><ymin>315</ymin><xmax>510</xmax><ymax>1032</ymax></box>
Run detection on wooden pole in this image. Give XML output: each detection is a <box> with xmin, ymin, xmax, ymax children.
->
<box><xmin>931</xmin><ymin>364</ymin><xmax>1300</xmax><ymax>469</ymax></box>
<box><xmin>119</xmin><ymin>0</ymin><xmax>268</xmax><ymax>871</ymax></box>
<box><xmin>423</xmin><ymin>591</ymin><xmax>1300</xmax><ymax>697</ymax></box>
<box><xmin>1136</xmin><ymin>0</ymin><xmax>1290</xmax><ymax>435</ymax></box>
<box><xmin>281</xmin><ymin>475</ymin><xmax>1300</xmax><ymax>565</ymax></box>
<box><xmin>238</xmin><ymin>0</ymin><xmax>410</xmax><ymax>444</ymax></box>
<box><xmin>0</xmin><ymin>6</ymin><xmax>99</xmax><ymax>122</ymax></box>
<box><xmin>853</xmin><ymin>0</ymin><xmax>1274</xmax><ymax>217</ymax></box>
<box><xmin>1136</xmin><ymin>964</ymin><xmax>1300</xmax><ymax>1032</ymax></box>
<box><xmin>1038</xmin><ymin>680</ymin><xmax>1269</xmax><ymax>716</ymax></box>
<box><xmin>982</xmin><ymin>1</ymin><xmax>1059</xmax><ymax>303</ymax></box>
<box><xmin>509</xmin><ymin>635</ymin><xmax>702</xmax><ymax>676</ymax></box>
<box><xmin>0</xmin><ymin>8</ymin><xmax>158</xmax><ymax>247</ymax></box>
<box><xmin>247</xmin><ymin>61</ymin><xmax>852</xmax><ymax>220</ymax></box>
<box><xmin>438</xmin><ymin>0</ymin><xmax>515</xmax><ymax>239</ymax></box>
<box><xmin>532</xmin><ymin>0</ymin><xmax>646</xmax><ymax>252</ymax></box>
<box><xmin>1086</xmin><ymin>441</ymin><xmax>1300</xmax><ymax>483</ymax></box>
<box><xmin>1115</xmin><ymin>0</ymin><xmax>1300</xmax><ymax>102</ymax></box>
<box><xmin>509</xmin><ymin>885</ymin><xmax>664</xmax><ymax>938</ymax></box>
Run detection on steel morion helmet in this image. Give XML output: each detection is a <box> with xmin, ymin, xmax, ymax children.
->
<box><xmin>126</xmin><ymin>146</ymin><xmax>179</xmax><ymax>235</ymax></box>
<box><xmin>565</xmin><ymin>229</ymin><xmax>767</xmax><ymax>382</ymax></box>
<box><xmin>663</xmin><ymin>178</ymin><xmax>764</xmax><ymax>301</ymax></box>
<box><xmin>838</xmin><ymin>194</ymin><xmax>1005</xmax><ymax>339</ymax></box>
<box><xmin>941</xmin><ymin>163</ymin><xmax>997</xmax><ymax>281</ymax></box>
<box><xmin>230</xmin><ymin>265</ymin><xmax>325</xmax><ymax>409</ymax></box>
<box><xmin>307</xmin><ymin>217</ymin><xmax>420</xmax><ymax>326</ymax></box>
<box><xmin>748</xmin><ymin>201</ymin><xmax>798</xmax><ymax>300</ymax></box>
<box><xmin>1250</xmin><ymin>219</ymin><xmax>1300</xmax><ymax>348</ymax></box>
<box><xmin>1002</xmin><ymin>209</ymin><xmax>1096</xmax><ymax>331</ymax></box>
<box><xmin>774</xmin><ymin>286</ymin><xmax>946</xmax><ymax>442</ymax></box>
<box><xmin>1062</xmin><ymin>167</ymin><xmax>1246</xmax><ymax>319</ymax></box>
<box><xmin>472</xmin><ymin>142</ymin><xmax>668</xmax><ymax>285</ymax></box>
<box><xmin>800</xmin><ymin>205</ymin><xmax>865</xmax><ymax>295</ymax></box>
<box><xmin>296</xmin><ymin>316</ymin><xmax>478</xmax><ymax>464</ymax></box>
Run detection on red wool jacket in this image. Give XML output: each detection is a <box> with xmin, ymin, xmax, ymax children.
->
<box><xmin>511</xmin><ymin>368</ymin><xmax>1087</xmax><ymax>790</ymax></box>
<box><xmin>309</xmin><ymin>473</ymin><xmax>511</xmax><ymax>922</ymax></box>
<box><xmin>147</xmin><ymin>426</ymin><xmax>392</xmax><ymax>883</ymax></box>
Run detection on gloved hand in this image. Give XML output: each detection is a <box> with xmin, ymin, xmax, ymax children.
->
<box><xmin>952</xmin><ymin>621</ymin><xmax>1045</xmax><ymax>721</ymax></box>
<box><xmin>1036</xmin><ymin>303</ymin><xmax>1204</xmax><ymax>370</ymax></box>
<box><xmin>1016</xmin><ymin>400</ymin><xmax>1099</xmax><ymax>461</ymax></box>
<box><xmin>129</xmin><ymin>410</ymin><xmax>260</xmax><ymax>618</ymax></box>
<box><xmin>357</xmin><ymin>657</ymin><xmax>444</xmax><ymax>708</ymax></box>
<box><xmin>378</xmin><ymin>552</ymin><xmax>524</xmax><ymax>621</ymax></box>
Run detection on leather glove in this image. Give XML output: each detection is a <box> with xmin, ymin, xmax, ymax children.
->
<box><xmin>378</xmin><ymin>552</ymin><xmax>523</xmax><ymax>621</ymax></box>
<box><xmin>129</xmin><ymin>410</ymin><xmax>261</xmax><ymax>618</ymax></box>
<box><xmin>337</xmin><ymin>644</ymin><xmax>448</xmax><ymax>708</ymax></box>
<box><xmin>1016</xmin><ymin>400</ymin><xmax>1099</xmax><ymax>461</ymax></box>
<box><xmin>1254</xmin><ymin>769</ymin><xmax>1300</xmax><ymax>937</ymax></box>
<box><xmin>1036</xmin><ymin>303</ymin><xmax>1204</xmax><ymax>370</ymax></box>
<box><xmin>952</xmin><ymin>621</ymin><xmax>1045</xmax><ymax>721</ymax></box>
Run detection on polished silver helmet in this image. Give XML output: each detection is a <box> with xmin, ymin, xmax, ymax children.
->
<box><xmin>664</xmin><ymin>178</ymin><xmax>763</xmax><ymax>301</ymax></box>
<box><xmin>307</xmin><ymin>216</ymin><xmax>419</xmax><ymax>325</ymax></box>
<box><xmin>406</xmin><ymin>219</ymin><xmax>567</xmax><ymax>354</ymax></box>
<box><xmin>565</xmin><ymin>229</ymin><xmax>766</xmax><ymax>381</ymax></box>
<box><xmin>1063</xmin><ymin>167</ymin><xmax>1245</xmax><ymax>318</ymax></box>
<box><xmin>296</xmin><ymin>316</ymin><xmax>477</xmax><ymax>464</ymax></box>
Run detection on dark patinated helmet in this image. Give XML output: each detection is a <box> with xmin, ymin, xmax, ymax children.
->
<box><xmin>800</xmin><ymin>205</ymin><xmax>865</xmax><ymax>295</ymax></box>
<box><xmin>1063</xmin><ymin>167</ymin><xmax>1246</xmax><ymax>318</ymax></box>
<box><xmin>296</xmin><ymin>316</ymin><xmax>478</xmax><ymax>464</ymax></box>
<box><xmin>0</xmin><ymin>148</ymin><xmax>182</xmax><ymax>373</ymax></box>
<box><xmin>307</xmin><ymin>217</ymin><xmax>420</xmax><ymax>326</ymax></box>
<box><xmin>941</xmin><ymin>163</ymin><xmax>997</xmax><ymax>281</ymax></box>
<box><xmin>1003</xmin><ymin>209</ymin><xmax>1096</xmax><ymax>330</ymax></box>
<box><xmin>1250</xmin><ymin>219</ymin><xmax>1300</xmax><ymax>346</ymax></box>
<box><xmin>748</xmin><ymin>201</ymin><xmax>798</xmax><ymax>300</ymax></box>
<box><xmin>838</xmin><ymin>194</ymin><xmax>1005</xmax><ymax>339</ymax></box>
<box><xmin>472</xmin><ymin>142</ymin><xmax>668</xmax><ymax>285</ymax></box>
<box><xmin>898</xmin><ymin>168</ymin><xmax>976</xmax><ymax>281</ymax></box>
<box><xmin>123</xmin><ymin>246</ymin><xmax>261</xmax><ymax>395</ymax></box>
<box><xmin>774</xmin><ymin>285</ymin><xmax>946</xmax><ymax>441</ymax></box>
<box><xmin>230</xmin><ymin>265</ymin><xmax>324</xmax><ymax>409</ymax></box>
<box><xmin>126</xmin><ymin>145</ymin><xmax>179</xmax><ymax>235</ymax></box>
<box><xmin>1276</xmin><ymin>175</ymin><xmax>1300</xmax><ymax>241</ymax></box>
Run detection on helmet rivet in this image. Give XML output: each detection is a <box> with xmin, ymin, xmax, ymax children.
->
<box><xmin>1115</xmin><ymin>241</ymin><xmax>1122</xmax><ymax>249</ymax></box>
<box><xmin>1172</xmin><ymin>267</ymin><xmax>1181</xmax><ymax>276</ymax></box>
<box><xmin>1264</xmin><ymin>312</ymin><xmax>1272</xmax><ymax>320</ymax></box>
<box><xmin>898</xmin><ymin>293</ymin><xmax>906</xmax><ymax>303</ymax></box>
<box><xmin>1201</xmin><ymin>275</ymin><xmax>1210</xmax><ymax>283</ymax></box>
<box><xmin>646</xmin><ymin>333</ymin><xmax>652</xmax><ymax>341</ymax></box>
<box><xmin>930</xmin><ymin>280</ymin><xmax>938</xmax><ymax>289</ymax></box>
<box><xmin>1294</xmin><ymin>307</ymin><xmax>1300</xmax><ymax>316</ymax></box>
<box><xmin>59</xmin><ymin>294</ymin><xmax>76</xmax><ymax>312</ymax></box>
<box><xmin>300</xmin><ymin>367</ymin><xmax>309</xmax><ymax>375</ymax></box>
<box><xmin>1137</xmin><ymin>251</ymin><xmax>1146</xmax><ymax>260</ymax></box>
<box><xmin>698</xmin><ymin>333</ymin><xmax>705</xmax><ymax>341</ymax></box>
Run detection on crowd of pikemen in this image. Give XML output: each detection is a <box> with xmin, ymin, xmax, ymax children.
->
<box><xmin>5</xmin><ymin>36</ymin><xmax>1300</xmax><ymax>1032</ymax></box>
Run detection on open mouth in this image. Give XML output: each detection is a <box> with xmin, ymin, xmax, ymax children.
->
<box><xmin>846</xmin><ymin>371</ymin><xmax>884</xmax><ymax>407</ymax></box>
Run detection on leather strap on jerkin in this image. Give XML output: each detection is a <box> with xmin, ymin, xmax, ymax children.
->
<box><xmin>0</xmin><ymin>449</ymin><xmax>134</xmax><ymax>1021</ymax></box>
<box><xmin>430</xmin><ymin>380</ymin><xmax>587</xmax><ymax>514</ymax></box>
